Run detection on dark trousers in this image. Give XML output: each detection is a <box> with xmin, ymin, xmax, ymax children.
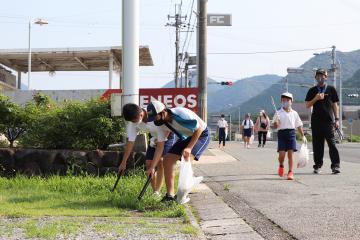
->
<box><xmin>258</xmin><ymin>131</ymin><xmax>267</xmax><ymax>145</ymax></box>
<box><xmin>219</xmin><ymin>128</ymin><xmax>226</xmax><ymax>146</ymax></box>
<box><xmin>311</xmin><ymin>122</ymin><xmax>340</xmax><ymax>169</ymax></box>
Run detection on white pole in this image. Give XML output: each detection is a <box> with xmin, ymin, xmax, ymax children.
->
<box><xmin>109</xmin><ymin>52</ymin><xmax>114</xmax><ymax>89</ymax></box>
<box><xmin>122</xmin><ymin>0</ymin><xmax>139</xmax><ymax>105</ymax></box>
<box><xmin>28</xmin><ymin>20</ymin><xmax>31</xmax><ymax>90</ymax></box>
<box><xmin>338</xmin><ymin>59</ymin><xmax>343</xmax><ymax>135</ymax></box>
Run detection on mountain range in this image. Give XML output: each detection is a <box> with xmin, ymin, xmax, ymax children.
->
<box><xmin>162</xmin><ymin>49</ymin><xmax>360</xmax><ymax>120</ymax></box>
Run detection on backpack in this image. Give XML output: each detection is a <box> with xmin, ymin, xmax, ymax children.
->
<box><xmin>260</xmin><ymin>116</ymin><xmax>267</xmax><ymax>129</ymax></box>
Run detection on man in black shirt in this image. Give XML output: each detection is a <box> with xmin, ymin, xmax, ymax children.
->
<box><xmin>305</xmin><ymin>69</ymin><xmax>340</xmax><ymax>174</ymax></box>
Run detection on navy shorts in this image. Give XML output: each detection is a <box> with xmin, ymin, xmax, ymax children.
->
<box><xmin>145</xmin><ymin>132</ymin><xmax>177</xmax><ymax>160</ymax></box>
<box><xmin>243</xmin><ymin>128</ymin><xmax>252</xmax><ymax>137</ymax></box>
<box><xmin>277</xmin><ymin>129</ymin><xmax>297</xmax><ymax>152</ymax></box>
<box><xmin>168</xmin><ymin>127</ymin><xmax>210</xmax><ymax>161</ymax></box>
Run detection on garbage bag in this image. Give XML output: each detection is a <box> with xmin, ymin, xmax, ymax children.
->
<box><xmin>297</xmin><ymin>143</ymin><xmax>309</xmax><ymax>168</ymax></box>
<box><xmin>176</xmin><ymin>157</ymin><xmax>203</xmax><ymax>204</ymax></box>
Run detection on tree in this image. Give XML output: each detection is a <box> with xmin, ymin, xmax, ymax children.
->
<box><xmin>0</xmin><ymin>95</ymin><xmax>26</xmax><ymax>147</ymax></box>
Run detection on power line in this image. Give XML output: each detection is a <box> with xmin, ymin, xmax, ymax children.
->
<box><xmin>204</xmin><ymin>47</ymin><xmax>332</xmax><ymax>55</ymax></box>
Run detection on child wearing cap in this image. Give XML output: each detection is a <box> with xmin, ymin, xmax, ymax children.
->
<box><xmin>119</xmin><ymin>103</ymin><xmax>176</xmax><ymax>196</ymax></box>
<box><xmin>146</xmin><ymin>100</ymin><xmax>210</xmax><ymax>202</ymax></box>
<box><xmin>273</xmin><ymin>92</ymin><xmax>307</xmax><ymax>180</ymax></box>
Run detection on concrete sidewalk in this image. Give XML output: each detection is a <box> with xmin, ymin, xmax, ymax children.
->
<box><xmin>190</xmin><ymin>148</ymin><xmax>264</xmax><ymax>240</ymax></box>
<box><xmin>190</xmin><ymin>141</ymin><xmax>360</xmax><ymax>240</ymax></box>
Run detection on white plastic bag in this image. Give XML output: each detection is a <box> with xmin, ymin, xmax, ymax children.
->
<box><xmin>176</xmin><ymin>157</ymin><xmax>203</xmax><ymax>204</ymax></box>
<box><xmin>266</xmin><ymin>131</ymin><xmax>271</xmax><ymax>139</ymax></box>
<box><xmin>297</xmin><ymin>143</ymin><xmax>309</xmax><ymax>168</ymax></box>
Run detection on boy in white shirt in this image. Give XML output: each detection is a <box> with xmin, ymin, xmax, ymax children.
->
<box><xmin>119</xmin><ymin>103</ymin><xmax>175</xmax><ymax>195</ymax></box>
<box><xmin>146</xmin><ymin>101</ymin><xmax>210</xmax><ymax>202</ymax></box>
<box><xmin>241</xmin><ymin>113</ymin><xmax>254</xmax><ymax>148</ymax></box>
<box><xmin>273</xmin><ymin>92</ymin><xmax>307</xmax><ymax>180</ymax></box>
<box><xmin>217</xmin><ymin>114</ymin><xmax>228</xmax><ymax>148</ymax></box>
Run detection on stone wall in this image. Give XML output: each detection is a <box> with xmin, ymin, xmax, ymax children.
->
<box><xmin>0</xmin><ymin>148</ymin><xmax>146</xmax><ymax>177</ymax></box>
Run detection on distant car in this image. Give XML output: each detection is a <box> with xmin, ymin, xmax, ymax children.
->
<box><xmin>347</xmin><ymin>93</ymin><xmax>359</xmax><ymax>98</ymax></box>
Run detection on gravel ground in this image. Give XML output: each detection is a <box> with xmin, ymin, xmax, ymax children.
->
<box><xmin>0</xmin><ymin>216</ymin><xmax>198</xmax><ymax>240</ymax></box>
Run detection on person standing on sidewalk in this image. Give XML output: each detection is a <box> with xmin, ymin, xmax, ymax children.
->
<box><xmin>273</xmin><ymin>92</ymin><xmax>307</xmax><ymax>180</ymax></box>
<box><xmin>305</xmin><ymin>69</ymin><xmax>341</xmax><ymax>174</ymax></box>
<box><xmin>146</xmin><ymin>101</ymin><xmax>210</xmax><ymax>202</ymax></box>
<box><xmin>241</xmin><ymin>113</ymin><xmax>254</xmax><ymax>148</ymax></box>
<box><xmin>119</xmin><ymin>103</ymin><xmax>176</xmax><ymax>197</ymax></box>
<box><xmin>217</xmin><ymin>114</ymin><xmax>228</xmax><ymax>149</ymax></box>
<box><xmin>255</xmin><ymin>110</ymin><xmax>270</xmax><ymax>147</ymax></box>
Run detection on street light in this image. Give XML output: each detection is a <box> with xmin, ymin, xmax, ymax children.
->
<box><xmin>28</xmin><ymin>18</ymin><xmax>48</xmax><ymax>90</ymax></box>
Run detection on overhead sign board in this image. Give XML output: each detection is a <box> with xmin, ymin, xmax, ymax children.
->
<box><xmin>207</xmin><ymin>14</ymin><xmax>232</xmax><ymax>26</ymax></box>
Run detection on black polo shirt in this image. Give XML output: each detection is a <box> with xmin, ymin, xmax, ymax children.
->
<box><xmin>305</xmin><ymin>85</ymin><xmax>339</xmax><ymax>123</ymax></box>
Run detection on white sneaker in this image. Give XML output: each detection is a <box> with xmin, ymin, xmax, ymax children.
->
<box><xmin>153</xmin><ymin>191</ymin><xmax>161</xmax><ymax>198</ymax></box>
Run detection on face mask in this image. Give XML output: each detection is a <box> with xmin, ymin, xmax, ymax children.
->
<box><xmin>282</xmin><ymin>102</ymin><xmax>291</xmax><ymax>108</ymax></box>
<box><xmin>154</xmin><ymin>113</ymin><xmax>165</xmax><ymax>126</ymax></box>
<box><xmin>316</xmin><ymin>78</ymin><xmax>325</xmax><ymax>85</ymax></box>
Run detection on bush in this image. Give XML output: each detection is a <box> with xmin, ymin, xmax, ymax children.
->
<box><xmin>0</xmin><ymin>95</ymin><xmax>26</xmax><ymax>147</ymax></box>
<box><xmin>347</xmin><ymin>135</ymin><xmax>360</xmax><ymax>143</ymax></box>
<box><xmin>20</xmin><ymin>98</ymin><xmax>125</xmax><ymax>150</ymax></box>
<box><xmin>0</xmin><ymin>93</ymin><xmax>126</xmax><ymax>150</ymax></box>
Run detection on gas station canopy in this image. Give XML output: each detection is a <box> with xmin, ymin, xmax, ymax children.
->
<box><xmin>0</xmin><ymin>46</ymin><xmax>153</xmax><ymax>72</ymax></box>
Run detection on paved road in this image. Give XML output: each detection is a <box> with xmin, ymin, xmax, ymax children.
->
<box><xmin>225</xmin><ymin>141</ymin><xmax>360</xmax><ymax>165</ymax></box>
<box><xmin>193</xmin><ymin>141</ymin><xmax>360</xmax><ymax>240</ymax></box>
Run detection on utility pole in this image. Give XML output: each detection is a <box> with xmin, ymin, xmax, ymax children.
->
<box><xmin>183</xmin><ymin>52</ymin><xmax>192</xmax><ymax>88</ymax></box>
<box><xmin>331</xmin><ymin>45</ymin><xmax>343</xmax><ymax>135</ymax></box>
<box><xmin>331</xmin><ymin>45</ymin><xmax>336</xmax><ymax>88</ymax></box>
<box><xmin>166</xmin><ymin>4</ymin><xmax>187</xmax><ymax>88</ymax></box>
<box><xmin>197</xmin><ymin>0</ymin><xmax>208</xmax><ymax>122</ymax></box>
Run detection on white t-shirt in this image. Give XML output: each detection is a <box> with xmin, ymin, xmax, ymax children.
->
<box><xmin>242</xmin><ymin>119</ymin><xmax>254</xmax><ymax>129</ymax></box>
<box><xmin>273</xmin><ymin>108</ymin><xmax>303</xmax><ymax>130</ymax></box>
<box><xmin>126</xmin><ymin>121</ymin><xmax>169</xmax><ymax>147</ymax></box>
<box><xmin>167</xmin><ymin>107</ymin><xmax>207</xmax><ymax>138</ymax></box>
<box><xmin>217</xmin><ymin>119</ymin><xmax>228</xmax><ymax>128</ymax></box>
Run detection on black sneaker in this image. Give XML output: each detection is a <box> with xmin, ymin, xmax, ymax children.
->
<box><xmin>161</xmin><ymin>193</ymin><xmax>176</xmax><ymax>202</ymax></box>
<box><xmin>332</xmin><ymin>167</ymin><xmax>340</xmax><ymax>174</ymax></box>
<box><xmin>313</xmin><ymin>168</ymin><xmax>321</xmax><ymax>174</ymax></box>
<box><xmin>258</xmin><ymin>144</ymin><xmax>261</xmax><ymax>147</ymax></box>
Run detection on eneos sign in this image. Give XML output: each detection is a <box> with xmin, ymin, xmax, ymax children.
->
<box><xmin>102</xmin><ymin>88</ymin><xmax>198</xmax><ymax>113</ymax></box>
<box><xmin>139</xmin><ymin>88</ymin><xmax>198</xmax><ymax>112</ymax></box>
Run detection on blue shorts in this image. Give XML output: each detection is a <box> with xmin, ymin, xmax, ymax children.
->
<box><xmin>277</xmin><ymin>129</ymin><xmax>297</xmax><ymax>152</ymax></box>
<box><xmin>145</xmin><ymin>132</ymin><xmax>177</xmax><ymax>160</ymax></box>
<box><xmin>168</xmin><ymin>127</ymin><xmax>210</xmax><ymax>161</ymax></box>
<box><xmin>243</xmin><ymin>128</ymin><xmax>252</xmax><ymax>137</ymax></box>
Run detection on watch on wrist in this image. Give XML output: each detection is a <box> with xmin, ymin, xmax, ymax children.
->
<box><xmin>335</xmin><ymin>117</ymin><xmax>339</xmax><ymax>121</ymax></box>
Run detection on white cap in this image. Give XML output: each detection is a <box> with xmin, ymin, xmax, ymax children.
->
<box><xmin>146</xmin><ymin>100</ymin><xmax>166</xmax><ymax>122</ymax></box>
<box><xmin>281</xmin><ymin>92</ymin><xmax>293</xmax><ymax>101</ymax></box>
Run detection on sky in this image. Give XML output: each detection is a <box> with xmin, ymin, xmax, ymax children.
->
<box><xmin>1</xmin><ymin>0</ymin><xmax>360</xmax><ymax>90</ymax></box>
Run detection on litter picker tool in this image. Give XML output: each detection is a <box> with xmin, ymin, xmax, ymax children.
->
<box><xmin>111</xmin><ymin>169</ymin><xmax>124</xmax><ymax>192</ymax></box>
<box><xmin>137</xmin><ymin>175</ymin><xmax>152</xmax><ymax>201</ymax></box>
<box><xmin>270</xmin><ymin>96</ymin><xmax>278</xmax><ymax>113</ymax></box>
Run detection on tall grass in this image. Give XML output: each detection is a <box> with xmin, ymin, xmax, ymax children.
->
<box><xmin>0</xmin><ymin>170</ymin><xmax>185</xmax><ymax>218</ymax></box>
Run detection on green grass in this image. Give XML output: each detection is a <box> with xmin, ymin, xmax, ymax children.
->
<box><xmin>347</xmin><ymin>135</ymin><xmax>360</xmax><ymax>142</ymax></box>
<box><xmin>0</xmin><ymin>170</ymin><xmax>185</xmax><ymax>218</ymax></box>
<box><xmin>1</xmin><ymin>218</ymin><xmax>83</xmax><ymax>239</ymax></box>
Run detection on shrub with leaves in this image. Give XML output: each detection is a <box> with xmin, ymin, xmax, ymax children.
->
<box><xmin>20</xmin><ymin>97</ymin><xmax>125</xmax><ymax>150</ymax></box>
<box><xmin>0</xmin><ymin>95</ymin><xmax>26</xmax><ymax>147</ymax></box>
